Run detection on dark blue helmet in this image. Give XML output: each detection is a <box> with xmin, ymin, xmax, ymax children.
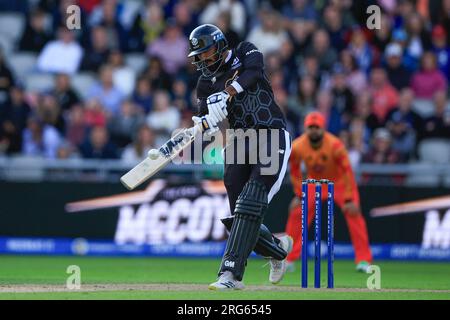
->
<box><xmin>188</xmin><ymin>24</ymin><xmax>228</xmax><ymax>77</ymax></box>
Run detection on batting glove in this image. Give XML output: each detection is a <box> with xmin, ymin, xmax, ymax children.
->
<box><xmin>192</xmin><ymin>115</ymin><xmax>219</xmax><ymax>136</ymax></box>
<box><xmin>206</xmin><ymin>91</ymin><xmax>229</xmax><ymax>123</ymax></box>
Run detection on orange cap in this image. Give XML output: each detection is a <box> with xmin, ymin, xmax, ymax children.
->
<box><xmin>304</xmin><ymin>111</ymin><xmax>326</xmax><ymax>128</ymax></box>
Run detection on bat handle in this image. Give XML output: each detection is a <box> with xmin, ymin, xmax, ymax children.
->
<box><xmin>200</xmin><ymin>118</ymin><xmax>210</xmax><ymax>132</ymax></box>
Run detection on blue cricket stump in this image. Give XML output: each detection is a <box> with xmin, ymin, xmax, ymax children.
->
<box><xmin>301</xmin><ymin>181</ymin><xmax>308</xmax><ymax>288</ymax></box>
<box><xmin>327</xmin><ymin>182</ymin><xmax>335</xmax><ymax>289</ymax></box>
<box><xmin>301</xmin><ymin>179</ymin><xmax>334</xmax><ymax>289</ymax></box>
<box><xmin>314</xmin><ymin>182</ymin><xmax>322</xmax><ymax>288</ymax></box>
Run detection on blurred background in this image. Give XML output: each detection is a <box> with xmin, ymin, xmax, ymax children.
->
<box><xmin>0</xmin><ymin>0</ymin><xmax>449</xmax><ymax>260</ymax></box>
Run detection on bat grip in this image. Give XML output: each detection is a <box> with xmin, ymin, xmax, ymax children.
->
<box><xmin>200</xmin><ymin>118</ymin><xmax>210</xmax><ymax>132</ymax></box>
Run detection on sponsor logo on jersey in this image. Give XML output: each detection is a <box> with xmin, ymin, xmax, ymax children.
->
<box><xmin>231</xmin><ymin>57</ymin><xmax>241</xmax><ymax>69</ymax></box>
<box><xmin>245</xmin><ymin>49</ymin><xmax>260</xmax><ymax>56</ymax></box>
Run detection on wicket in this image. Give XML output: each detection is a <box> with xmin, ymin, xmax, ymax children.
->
<box><xmin>301</xmin><ymin>179</ymin><xmax>334</xmax><ymax>289</ymax></box>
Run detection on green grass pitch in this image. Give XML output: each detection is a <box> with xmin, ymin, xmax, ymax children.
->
<box><xmin>0</xmin><ymin>255</ymin><xmax>449</xmax><ymax>300</ymax></box>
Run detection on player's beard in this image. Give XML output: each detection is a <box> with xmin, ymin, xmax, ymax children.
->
<box><xmin>308</xmin><ymin>134</ymin><xmax>323</xmax><ymax>145</ymax></box>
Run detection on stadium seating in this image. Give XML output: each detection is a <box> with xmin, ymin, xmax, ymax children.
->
<box><xmin>412</xmin><ymin>99</ymin><xmax>435</xmax><ymax>118</ymax></box>
<box><xmin>0</xmin><ymin>36</ymin><xmax>14</xmax><ymax>55</ymax></box>
<box><xmin>418</xmin><ymin>139</ymin><xmax>450</xmax><ymax>164</ymax></box>
<box><xmin>70</xmin><ymin>72</ymin><xmax>97</xmax><ymax>100</ymax></box>
<box><xmin>124</xmin><ymin>53</ymin><xmax>148</xmax><ymax>75</ymax></box>
<box><xmin>24</xmin><ymin>72</ymin><xmax>55</xmax><ymax>92</ymax></box>
<box><xmin>7</xmin><ymin>52</ymin><xmax>38</xmax><ymax>81</ymax></box>
<box><xmin>0</xmin><ymin>13</ymin><xmax>25</xmax><ymax>44</ymax></box>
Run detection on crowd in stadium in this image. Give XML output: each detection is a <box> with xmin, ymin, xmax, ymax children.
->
<box><xmin>0</xmin><ymin>0</ymin><xmax>449</xmax><ymax>166</ymax></box>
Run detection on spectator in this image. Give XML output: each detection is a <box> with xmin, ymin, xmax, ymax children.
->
<box><xmin>0</xmin><ymin>86</ymin><xmax>31</xmax><ymax>154</ymax></box>
<box><xmin>56</xmin><ymin>140</ymin><xmax>79</xmax><ymax>159</ymax></box>
<box><xmin>79</xmin><ymin>125</ymin><xmax>118</xmax><ymax>159</ymax></box>
<box><xmin>268</xmin><ymin>70</ymin><xmax>285</xmax><ymax>92</ymax></box>
<box><xmin>411</xmin><ymin>51</ymin><xmax>448</xmax><ymax>100</ymax></box>
<box><xmin>329</xmin><ymin>0</ymin><xmax>356</xmax><ymax>26</ymax></box>
<box><xmin>298</xmin><ymin>55</ymin><xmax>321</xmax><ymax>84</ymax></box>
<box><xmin>147</xmin><ymin>19</ymin><xmax>188</xmax><ymax>75</ymax></box>
<box><xmin>418</xmin><ymin>90</ymin><xmax>450</xmax><ymax>140</ymax></box>
<box><xmin>321</xmin><ymin>5</ymin><xmax>346</xmax><ymax>52</ymax></box>
<box><xmin>431</xmin><ymin>25</ymin><xmax>450</xmax><ymax>81</ymax></box>
<box><xmin>386</xmin><ymin>110</ymin><xmax>417</xmax><ymax>161</ymax></box>
<box><xmin>108</xmin><ymin>50</ymin><xmax>136</xmax><ymax>96</ymax></box>
<box><xmin>404</xmin><ymin>13</ymin><xmax>431</xmax><ymax>70</ymax></box>
<box><xmin>316</xmin><ymin>90</ymin><xmax>342</xmax><ymax>135</ymax></box>
<box><xmin>199</xmin><ymin>0</ymin><xmax>246</xmax><ymax>37</ymax></box>
<box><xmin>127</xmin><ymin>2</ymin><xmax>165</xmax><ymax>52</ymax></box>
<box><xmin>247</xmin><ymin>9</ymin><xmax>288</xmax><ymax>56</ymax></box>
<box><xmin>355</xmin><ymin>91</ymin><xmax>380</xmax><ymax>134</ymax></box>
<box><xmin>393</xmin><ymin>0</ymin><xmax>416</xmax><ymax>29</ymax></box>
<box><xmin>108</xmin><ymin>100</ymin><xmax>143</xmax><ymax>148</ymax></box>
<box><xmin>146</xmin><ymin>91</ymin><xmax>180</xmax><ymax>146</ymax></box>
<box><xmin>215</xmin><ymin>11</ymin><xmax>240</xmax><ymax>49</ymax></box>
<box><xmin>22</xmin><ymin>116</ymin><xmax>62</xmax><ymax>159</ymax></box>
<box><xmin>347</xmin><ymin>27</ymin><xmax>372</xmax><ymax>74</ymax></box>
<box><xmin>347</xmin><ymin>118</ymin><xmax>369</xmax><ymax>168</ymax></box>
<box><xmin>339</xmin><ymin>118</ymin><xmax>367</xmax><ymax>168</ymax></box>
<box><xmin>330</xmin><ymin>63</ymin><xmax>354</xmax><ymax>126</ymax></box>
<box><xmin>282</xmin><ymin>0</ymin><xmax>317</xmax><ymax>21</ymax></box>
<box><xmin>171</xmin><ymin>78</ymin><xmax>191</xmax><ymax>114</ymax></box>
<box><xmin>78</xmin><ymin>0</ymin><xmax>101</xmax><ymax>14</ymax></box>
<box><xmin>132</xmin><ymin>77</ymin><xmax>153</xmax><ymax>114</ymax></box>
<box><xmin>437</xmin><ymin>0</ymin><xmax>450</xmax><ymax>45</ymax></box>
<box><xmin>391</xmin><ymin>28</ymin><xmax>417</xmax><ymax>72</ymax></box>
<box><xmin>372</xmin><ymin>15</ymin><xmax>393</xmax><ymax>53</ymax></box>
<box><xmin>289</xmin><ymin>19</ymin><xmax>314</xmax><ymax>55</ymax></box>
<box><xmin>65</xmin><ymin>104</ymin><xmax>87</xmax><ymax>148</ymax></box>
<box><xmin>88</xmin><ymin>0</ymin><xmax>127</xmax><ymax>51</ymax></box>
<box><xmin>89</xmin><ymin>0</ymin><xmax>123</xmax><ymax>27</ymax></box>
<box><xmin>84</xmin><ymin>99</ymin><xmax>107</xmax><ymax>128</ymax></box>
<box><xmin>121</xmin><ymin>125</ymin><xmax>156</xmax><ymax>162</ymax></box>
<box><xmin>36</xmin><ymin>93</ymin><xmax>65</xmax><ymax>134</ymax></box>
<box><xmin>80</xmin><ymin>26</ymin><xmax>111</xmax><ymax>72</ymax></box>
<box><xmin>53</xmin><ymin>74</ymin><xmax>80</xmax><ymax>112</ymax></box>
<box><xmin>384</xmin><ymin>42</ymin><xmax>412</xmax><ymax>90</ymax></box>
<box><xmin>0</xmin><ymin>50</ymin><xmax>14</xmax><ymax>105</ymax></box>
<box><xmin>288</xmin><ymin>75</ymin><xmax>316</xmax><ymax>118</ymax></box>
<box><xmin>87</xmin><ymin>65</ymin><xmax>124</xmax><ymax>115</ymax></box>
<box><xmin>142</xmin><ymin>57</ymin><xmax>172</xmax><ymax>91</ymax></box>
<box><xmin>19</xmin><ymin>9</ymin><xmax>52</xmax><ymax>53</ymax></box>
<box><xmin>173</xmin><ymin>1</ymin><xmax>196</xmax><ymax>37</ymax></box>
<box><xmin>265</xmin><ymin>52</ymin><xmax>283</xmax><ymax>76</ymax></box>
<box><xmin>386</xmin><ymin>88</ymin><xmax>423</xmax><ymax>133</ymax></box>
<box><xmin>363</xmin><ymin>128</ymin><xmax>402</xmax><ymax>164</ymax></box>
<box><xmin>305</xmin><ymin>29</ymin><xmax>338</xmax><ymax>72</ymax></box>
<box><xmin>278</xmin><ymin>40</ymin><xmax>298</xmax><ymax>89</ymax></box>
<box><xmin>369</xmin><ymin>68</ymin><xmax>399</xmax><ymax>124</ymax></box>
<box><xmin>340</xmin><ymin>49</ymin><xmax>367</xmax><ymax>94</ymax></box>
<box><xmin>274</xmin><ymin>88</ymin><xmax>300</xmax><ymax>138</ymax></box>
<box><xmin>36</xmin><ymin>26</ymin><xmax>83</xmax><ymax>74</ymax></box>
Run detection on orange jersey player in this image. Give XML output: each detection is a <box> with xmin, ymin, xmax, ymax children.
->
<box><xmin>285</xmin><ymin>112</ymin><xmax>372</xmax><ymax>272</ymax></box>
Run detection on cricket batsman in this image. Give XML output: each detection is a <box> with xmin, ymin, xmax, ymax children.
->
<box><xmin>285</xmin><ymin>112</ymin><xmax>373</xmax><ymax>272</ymax></box>
<box><xmin>188</xmin><ymin>24</ymin><xmax>293</xmax><ymax>290</ymax></box>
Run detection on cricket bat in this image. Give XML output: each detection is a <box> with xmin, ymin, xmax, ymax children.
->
<box><xmin>120</xmin><ymin>121</ymin><xmax>207</xmax><ymax>190</ymax></box>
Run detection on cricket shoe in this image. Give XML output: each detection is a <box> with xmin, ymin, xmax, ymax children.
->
<box><xmin>356</xmin><ymin>261</ymin><xmax>371</xmax><ymax>273</ymax></box>
<box><xmin>208</xmin><ymin>271</ymin><xmax>245</xmax><ymax>290</ymax></box>
<box><xmin>269</xmin><ymin>235</ymin><xmax>294</xmax><ymax>284</ymax></box>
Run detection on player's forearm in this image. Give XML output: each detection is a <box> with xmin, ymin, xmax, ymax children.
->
<box><xmin>224</xmin><ymin>85</ymin><xmax>238</xmax><ymax>97</ymax></box>
<box><xmin>341</xmin><ymin>165</ymin><xmax>356</xmax><ymax>200</ymax></box>
<box><xmin>227</xmin><ymin>68</ymin><xmax>263</xmax><ymax>94</ymax></box>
